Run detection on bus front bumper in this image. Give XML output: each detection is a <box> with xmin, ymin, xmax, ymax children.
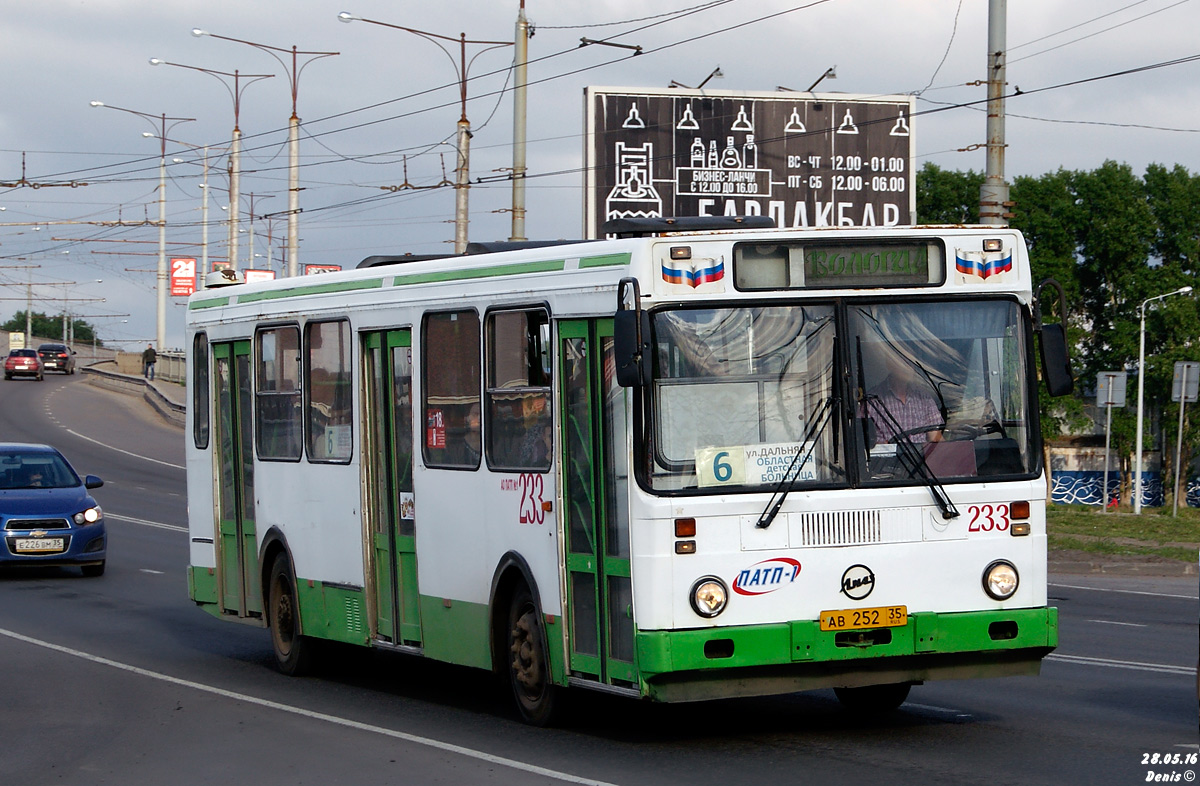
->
<box><xmin>636</xmin><ymin>607</ymin><xmax>1057</xmax><ymax>703</ymax></box>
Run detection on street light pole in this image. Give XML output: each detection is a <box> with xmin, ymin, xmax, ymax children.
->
<box><xmin>510</xmin><ymin>1</ymin><xmax>529</xmax><ymax>241</ymax></box>
<box><xmin>191</xmin><ymin>29</ymin><xmax>338</xmax><ymax>277</ymax></box>
<box><xmin>150</xmin><ymin>59</ymin><xmax>272</xmax><ymax>273</ymax></box>
<box><xmin>338</xmin><ymin>12</ymin><xmax>511</xmax><ymax>254</ymax></box>
<box><xmin>1134</xmin><ymin>285</ymin><xmax>1193</xmax><ymax>513</ymax></box>
<box><xmin>89</xmin><ymin>101</ymin><xmax>194</xmax><ymax>350</ymax></box>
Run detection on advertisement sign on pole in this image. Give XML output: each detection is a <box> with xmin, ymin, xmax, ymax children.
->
<box><xmin>304</xmin><ymin>264</ymin><xmax>342</xmax><ymax>275</ymax></box>
<box><xmin>584</xmin><ymin>87</ymin><xmax>915</xmax><ymax>238</ymax></box>
<box><xmin>170</xmin><ymin>257</ymin><xmax>197</xmax><ymax>297</ymax></box>
<box><xmin>243</xmin><ymin>269</ymin><xmax>276</xmax><ymax>284</ymax></box>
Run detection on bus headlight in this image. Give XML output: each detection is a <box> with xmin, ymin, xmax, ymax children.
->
<box><xmin>74</xmin><ymin>506</ymin><xmax>103</xmax><ymax>525</ymax></box>
<box><xmin>690</xmin><ymin>576</ymin><xmax>728</xmax><ymax>618</ymax></box>
<box><xmin>982</xmin><ymin>560</ymin><xmax>1019</xmax><ymax>600</ymax></box>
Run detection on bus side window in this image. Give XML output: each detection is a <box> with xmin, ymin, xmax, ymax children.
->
<box><xmin>422</xmin><ymin>310</ymin><xmax>482</xmax><ymax>469</ymax></box>
<box><xmin>193</xmin><ymin>332</ymin><xmax>209</xmax><ymax>450</ymax></box>
<box><xmin>485</xmin><ymin>309</ymin><xmax>552</xmax><ymax>472</ymax></box>
<box><xmin>256</xmin><ymin>326</ymin><xmax>303</xmax><ymax>460</ymax></box>
<box><xmin>306</xmin><ymin>320</ymin><xmax>352</xmax><ymax>462</ymax></box>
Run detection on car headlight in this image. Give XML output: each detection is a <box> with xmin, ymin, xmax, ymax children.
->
<box><xmin>982</xmin><ymin>560</ymin><xmax>1018</xmax><ymax>600</ymax></box>
<box><xmin>690</xmin><ymin>576</ymin><xmax>728</xmax><ymax>618</ymax></box>
<box><xmin>74</xmin><ymin>506</ymin><xmax>103</xmax><ymax>525</ymax></box>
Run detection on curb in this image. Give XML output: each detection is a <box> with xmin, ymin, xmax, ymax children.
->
<box><xmin>82</xmin><ymin>364</ymin><xmax>185</xmax><ymax>429</ymax></box>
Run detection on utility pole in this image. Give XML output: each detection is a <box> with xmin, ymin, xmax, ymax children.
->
<box><xmin>509</xmin><ymin>1</ymin><xmax>529</xmax><ymax>241</ymax></box>
<box><xmin>979</xmin><ymin>0</ymin><xmax>1010</xmax><ymax>225</ymax></box>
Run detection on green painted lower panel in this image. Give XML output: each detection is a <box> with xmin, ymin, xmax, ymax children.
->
<box><xmin>188</xmin><ymin>565</ymin><xmax>219</xmax><ymax>605</ymax></box>
<box><xmin>296</xmin><ymin>580</ymin><xmax>370</xmax><ymax>646</ymax></box>
<box><xmin>638</xmin><ymin>607</ymin><xmax>1057</xmax><ymax>676</ymax></box>
<box><xmin>418</xmin><ymin>595</ymin><xmax>491</xmax><ymax>670</ymax></box>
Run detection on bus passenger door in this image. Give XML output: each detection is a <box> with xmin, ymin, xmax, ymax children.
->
<box><xmin>214</xmin><ymin>340</ymin><xmax>261</xmax><ymax>618</ymax></box>
<box><xmin>560</xmin><ymin>320</ymin><xmax>635</xmax><ymax>687</ymax></box>
<box><xmin>364</xmin><ymin>330</ymin><xmax>421</xmax><ymax>646</ymax></box>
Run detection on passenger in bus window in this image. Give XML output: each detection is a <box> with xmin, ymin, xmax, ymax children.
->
<box><xmin>461</xmin><ymin>403</ymin><xmax>482</xmax><ymax>465</ymax></box>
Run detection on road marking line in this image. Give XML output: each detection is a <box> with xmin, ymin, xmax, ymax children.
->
<box><xmin>1046</xmin><ymin>653</ymin><xmax>1194</xmax><ymax>676</ymax></box>
<box><xmin>1049</xmin><ymin>582</ymin><xmax>1198</xmax><ymax>601</ymax></box>
<box><xmin>107</xmin><ymin>513</ymin><xmax>187</xmax><ymax>533</ymax></box>
<box><xmin>139</xmin><ymin>569</ymin><xmax>165</xmax><ymax>575</ymax></box>
<box><xmin>0</xmin><ymin>627</ymin><xmax>617</xmax><ymax>786</ymax></box>
<box><xmin>1087</xmin><ymin>619</ymin><xmax>1148</xmax><ymax>627</ymax></box>
<box><xmin>62</xmin><ymin>427</ymin><xmax>184</xmax><ymax>470</ymax></box>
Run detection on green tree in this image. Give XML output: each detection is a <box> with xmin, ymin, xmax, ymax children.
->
<box><xmin>1</xmin><ymin>311</ymin><xmax>100</xmax><ymax>345</ymax></box>
<box><xmin>915</xmin><ymin>162</ymin><xmax>983</xmax><ymax>223</ymax></box>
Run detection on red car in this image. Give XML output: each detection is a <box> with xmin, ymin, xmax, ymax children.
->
<box><xmin>5</xmin><ymin>349</ymin><xmax>44</xmax><ymax>381</ymax></box>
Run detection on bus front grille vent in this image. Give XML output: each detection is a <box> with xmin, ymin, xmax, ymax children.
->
<box><xmin>790</xmin><ymin>509</ymin><xmax>920</xmax><ymax>547</ymax></box>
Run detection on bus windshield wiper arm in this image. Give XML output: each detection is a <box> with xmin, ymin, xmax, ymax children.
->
<box><xmin>756</xmin><ymin>396</ymin><xmax>837</xmax><ymax>529</ymax></box>
<box><xmin>864</xmin><ymin>395</ymin><xmax>960</xmax><ymax>520</ymax></box>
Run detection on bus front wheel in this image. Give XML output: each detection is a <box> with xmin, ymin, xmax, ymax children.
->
<box><xmin>834</xmin><ymin>682</ymin><xmax>911</xmax><ymax>713</ymax></box>
<box><xmin>268</xmin><ymin>553</ymin><xmax>314</xmax><ymax>676</ymax></box>
<box><xmin>506</xmin><ymin>584</ymin><xmax>559</xmax><ymax>725</ymax></box>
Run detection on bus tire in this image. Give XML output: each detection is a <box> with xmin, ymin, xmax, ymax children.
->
<box><xmin>506</xmin><ymin>584</ymin><xmax>559</xmax><ymax>725</ymax></box>
<box><xmin>268</xmin><ymin>553</ymin><xmax>314</xmax><ymax>676</ymax></box>
<box><xmin>833</xmin><ymin>682</ymin><xmax>911</xmax><ymax>713</ymax></box>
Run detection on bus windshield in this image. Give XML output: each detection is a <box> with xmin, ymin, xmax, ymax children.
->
<box><xmin>646</xmin><ymin>298</ymin><xmax>1035</xmax><ymax>493</ymax></box>
<box><xmin>650</xmin><ymin>304</ymin><xmax>841</xmax><ymax>492</ymax></box>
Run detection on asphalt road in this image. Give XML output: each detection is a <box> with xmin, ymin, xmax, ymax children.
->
<box><xmin>0</xmin><ymin>374</ymin><xmax>1196</xmax><ymax>786</ymax></box>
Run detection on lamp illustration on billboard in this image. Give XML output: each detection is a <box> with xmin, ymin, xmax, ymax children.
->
<box><xmin>890</xmin><ymin>110</ymin><xmax>911</xmax><ymax>137</ymax></box>
<box><xmin>836</xmin><ymin>109</ymin><xmax>860</xmax><ymax>135</ymax></box>
<box><xmin>621</xmin><ymin>104</ymin><xmax>645</xmax><ymax>129</ymax></box>
<box><xmin>784</xmin><ymin>108</ymin><xmax>806</xmax><ymax>133</ymax></box>
<box><xmin>676</xmin><ymin>105</ymin><xmax>699</xmax><ymax>130</ymax></box>
<box><xmin>731</xmin><ymin>104</ymin><xmax>754</xmax><ymax>132</ymax></box>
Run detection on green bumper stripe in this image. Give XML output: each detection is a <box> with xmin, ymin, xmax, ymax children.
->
<box><xmin>637</xmin><ymin>608</ymin><xmax>1057</xmax><ymax>676</ymax></box>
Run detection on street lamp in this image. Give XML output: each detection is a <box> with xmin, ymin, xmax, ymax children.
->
<box><xmin>338</xmin><ymin>12</ymin><xmax>511</xmax><ymax>254</ymax></box>
<box><xmin>89</xmin><ymin>101</ymin><xmax>194</xmax><ymax>350</ymax></box>
<box><xmin>149</xmin><ymin>58</ymin><xmax>273</xmax><ymax>274</ymax></box>
<box><xmin>191</xmin><ymin>28</ymin><xmax>337</xmax><ymax>277</ymax></box>
<box><xmin>1134</xmin><ymin>285</ymin><xmax>1194</xmax><ymax>513</ymax></box>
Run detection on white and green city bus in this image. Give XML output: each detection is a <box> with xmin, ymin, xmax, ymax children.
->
<box><xmin>185</xmin><ymin>217</ymin><xmax>1072</xmax><ymax>723</ymax></box>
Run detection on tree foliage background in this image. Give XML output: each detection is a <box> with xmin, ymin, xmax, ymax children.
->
<box><xmin>1</xmin><ymin>311</ymin><xmax>100</xmax><ymax>345</ymax></box>
<box><xmin>918</xmin><ymin>161</ymin><xmax>1200</xmax><ymax>502</ymax></box>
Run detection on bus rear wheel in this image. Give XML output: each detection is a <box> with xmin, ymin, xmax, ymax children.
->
<box><xmin>268</xmin><ymin>553</ymin><xmax>314</xmax><ymax>676</ymax></box>
<box><xmin>834</xmin><ymin>682</ymin><xmax>912</xmax><ymax>713</ymax></box>
<box><xmin>506</xmin><ymin>585</ymin><xmax>559</xmax><ymax>725</ymax></box>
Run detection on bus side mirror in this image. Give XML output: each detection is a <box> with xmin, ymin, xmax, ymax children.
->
<box><xmin>614</xmin><ymin>309</ymin><xmax>651</xmax><ymax>388</ymax></box>
<box><xmin>1039</xmin><ymin>323</ymin><xmax>1074</xmax><ymax>397</ymax></box>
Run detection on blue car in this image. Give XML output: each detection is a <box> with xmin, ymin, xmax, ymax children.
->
<box><xmin>0</xmin><ymin>444</ymin><xmax>106</xmax><ymax>577</ymax></box>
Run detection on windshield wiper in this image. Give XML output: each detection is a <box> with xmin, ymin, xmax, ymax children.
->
<box><xmin>863</xmin><ymin>395</ymin><xmax>960</xmax><ymax>520</ymax></box>
<box><xmin>756</xmin><ymin>395</ymin><xmax>837</xmax><ymax>529</ymax></box>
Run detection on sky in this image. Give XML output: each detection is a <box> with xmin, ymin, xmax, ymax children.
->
<box><xmin>1</xmin><ymin>0</ymin><xmax>1198</xmax><ymax>349</ymax></box>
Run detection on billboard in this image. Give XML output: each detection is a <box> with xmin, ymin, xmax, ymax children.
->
<box><xmin>243</xmin><ymin>269</ymin><xmax>276</xmax><ymax>284</ymax></box>
<box><xmin>170</xmin><ymin>257</ymin><xmax>197</xmax><ymax>297</ymax></box>
<box><xmin>584</xmin><ymin>87</ymin><xmax>915</xmax><ymax>238</ymax></box>
<box><xmin>304</xmin><ymin>264</ymin><xmax>342</xmax><ymax>275</ymax></box>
